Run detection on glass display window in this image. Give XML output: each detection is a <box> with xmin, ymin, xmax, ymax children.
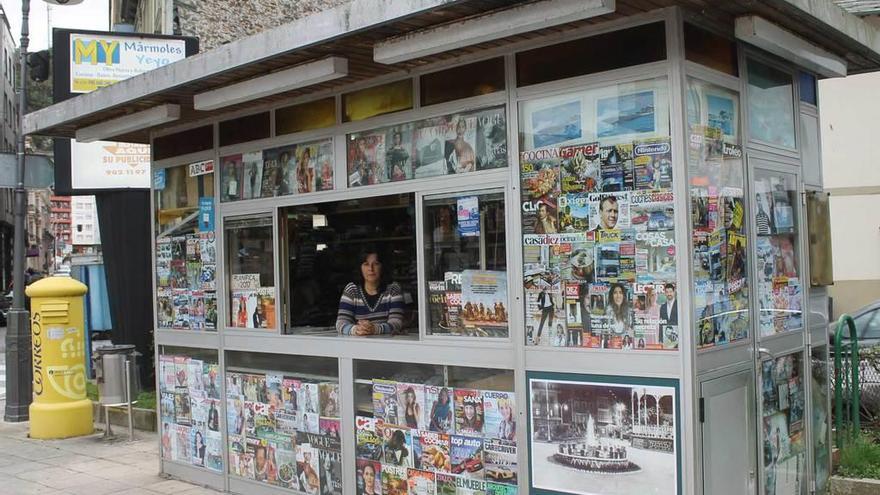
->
<box><xmin>353</xmin><ymin>360</ymin><xmax>516</xmax><ymax>495</ymax></box>
<box><xmin>225</xmin><ymin>215</ymin><xmax>277</xmax><ymax>330</ymax></box>
<box><xmin>154</xmin><ymin>161</ymin><xmax>218</xmax><ymax>331</ymax></box>
<box><xmin>158</xmin><ymin>347</ymin><xmax>222</xmax><ymax>472</ymax></box>
<box><xmin>518</xmin><ymin>78</ymin><xmax>678</xmax><ymax>351</ymax></box>
<box><xmin>346</xmin><ymin>106</ymin><xmax>507</xmax><ymax>187</ymax></box>
<box><xmin>760</xmin><ymin>352</ymin><xmax>806</xmax><ymax>495</ymax></box>
<box><xmin>276</xmin><ymin>97</ymin><xmax>337</xmax><ymax>136</ymax></box>
<box><xmin>220</xmin><ymin>138</ymin><xmax>334</xmax><ymax>202</ymax></box>
<box><xmin>747</xmin><ymin>58</ymin><xmax>796</xmax><ymax>149</ymax></box>
<box><xmin>423</xmin><ymin>189</ymin><xmax>508</xmax><ymax>338</ymax></box>
<box><xmin>753</xmin><ymin>169</ymin><xmax>802</xmax><ymax>337</ymax></box>
<box><xmin>225</xmin><ymin>351</ymin><xmax>339</xmax><ymax>491</ymax></box>
<box><xmin>343</xmin><ymin>79</ymin><xmax>414</xmax><ymax>123</ymax></box>
<box><xmin>282</xmin><ymin>194</ymin><xmax>417</xmax><ymax>337</ymax></box>
<box><xmin>686</xmin><ymin>78</ymin><xmax>750</xmax><ymax>349</ymax></box>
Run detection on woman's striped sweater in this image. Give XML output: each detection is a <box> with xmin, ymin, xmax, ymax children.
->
<box><xmin>335</xmin><ymin>282</ymin><xmax>405</xmax><ymax>335</ymax></box>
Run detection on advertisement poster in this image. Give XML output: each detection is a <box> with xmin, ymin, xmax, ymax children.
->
<box><xmin>531</xmin><ymin>101</ymin><xmax>582</xmax><ymax>149</ymax></box>
<box><xmin>198</xmin><ymin>197</ymin><xmax>214</xmax><ymax>232</ymax></box>
<box><xmin>460</xmin><ymin>270</ymin><xmax>508</xmax><ymax>334</ymax></box>
<box><xmin>457</xmin><ymin>196</ymin><xmax>480</xmax><ymax>238</ymax></box>
<box><xmin>71</xmin><ymin>141</ymin><xmax>151</xmax><ymax>189</ymax></box>
<box><xmin>597</xmin><ymin>91</ymin><xmax>656</xmax><ymax>139</ymax></box>
<box><xmin>69</xmin><ymin>33</ymin><xmax>186</xmax><ymax>92</ymax></box>
<box><xmin>528</xmin><ymin>373</ymin><xmax>678</xmax><ymax>495</ymax></box>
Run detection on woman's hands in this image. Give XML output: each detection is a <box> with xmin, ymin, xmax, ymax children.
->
<box><xmin>354</xmin><ymin>319</ymin><xmax>378</xmax><ymax>336</ymax></box>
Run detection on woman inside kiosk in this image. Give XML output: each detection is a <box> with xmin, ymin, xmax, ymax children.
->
<box><xmin>336</xmin><ymin>248</ymin><xmax>406</xmax><ymax>336</ymax></box>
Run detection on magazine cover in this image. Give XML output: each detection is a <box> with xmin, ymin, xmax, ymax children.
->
<box><xmin>174</xmin><ymin>388</ymin><xmax>192</xmax><ymax>425</ymax></box>
<box><xmin>320</xmin><ymin>418</ymin><xmax>341</xmax><ymax>441</ymax></box>
<box><xmin>199</xmin><ymin>264</ymin><xmax>216</xmax><ymax>291</ymax></box>
<box><xmin>381</xmin><ymin>464</ymin><xmax>408</xmax><ymax>495</ymax></box>
<box><xmin>241</xmin><ymin>151</ymin><xmax>264</xmax><ymax>199</ymax></box>
<box><xmin>313</xmin><ymin>139</ymin><xmax>335</xmax><ymax>191</ymax></box>
<box><xmin>356</xmin><ymin>415</ymin><xmax>384</xmax><ymax>461</ymax></box>
<box><xmin>445</xmin><ymin>272</ymin><xmax>463</xmax><ymax>332</ymax></box>
<box><xmin>560</xmin><ymin>142</ymin><xmax>600</xmax><ymax>193</ymax></box>
<box><xmin>227</xmin><ymin>395</ymin><xmax>245</xmax><ymax>437</ymax></box>
<box><xmin>299</xmin><ymin>382</ymin><xmax>320</xmax><ymax>415</ymax></box>
<box><xmin>260</xmin><ymin>154</ymin><xmax>283</xmax><ymax>197</ymax></box>
<box><xmin>436</xmin><ymin>473</ymin><xmax>457</xmax><ymax>495</ymax></box>
<box><xmin>630</xmin><ymin>190</ymin><xmax>675</xmax><ymax>232</ymax></box>
<box><xmin>188</xmin><ymin>291</ymin><xmax>205</xmax><ymax>330</ymax></box>
<box><xmin>173</xmin><ymin>424</ymin><xmax>192</xmax><ymax>464</ymax></box>
<box><xmin>383</xmin><ymin>424</ymin><xmax>414</xmax><ymax>467</ymax></box>
<box><xmin>293</xmin><ymin>142</ymin><xmax>318</xmax><ymax>193</ymax></box>
<box><xmin>520</xmin><ymin>147</ymin><xmax>561</xmax><ymax>235</ymax></box>
<box><xmin>454</xmin><ymin>389</ymin><xmax>484</xmax><ymax>436</ymax></box>
<box><xmin>599</xmin><ymin>143</ymin><xmax>634</xmax><ymax>192</ymax></box>
<box><xmin>319</xmin><ymin>448</ymin><xmax>343</xmax><ymax>495</ymax></box>
<box><xmin>200</xmin><ymin>232</ymin><xmax>216</xmax><ymax>264</ymax></box>
<box><xmin>205</xmin><ymin>291</ymin><xmax>217</xmax><ymax>330</ymax></box>
<box><xmin>253</xmin><ymin>402</ymin><xmax>276</xmax><ymax>439</ymax></box>
<box><xmin>373</xmin><ymin>379</ymin><xmax>400</xmax><ymax>426</ymax></box>
<box><xmin>283</xmin><ymin>378</ymin><xmax>301</xmax><ymax>413</ymax></box>
<box><xmin>297</xmin><ymin>437</ymin><xmax>322</xmax><ymax>495</ymax></box>
<box><xmin>407</xmin><ymin>469</ymin><xmax>436</xmax><ymax>495</ymax></box>
<box><xmin>301</xmin><ymin>410</ymin><xmax>320</xmax><ymax>434</ymax></box>
<box><xmin>486</xmin><ymin>482</ymin><xmax>517</xmax><ymax>495</ymax></box>
<box><xmin>243</xmin><ymin>373</ymin><xmax>267</xmax><ymax>403</ymax></box>
<box><xmin>174</xmin><ymin>356</ymin><xmax>189</xmax><ymax>387</ymax></box>
<box><xmin>276</xmin><ymin>412</ymin><xmax>301</xmax><ymax>435</ymax></box>
<box><xmin>156</xmin><ymin>238</ymin><xmax>172</xmax><ymax>287</ymax></box>
<box><xmin>482</xmin><ymin>391</ymin><xmax>516</xmax><ymax>441</ymax></box>
<box><xmin>633</xmin><ymin>138</ymin><xmax>673</xmax><ymax>190</ymax></box>
<box><xmin>425</xmin><ymin>385</ymin><xmax>455</xmax><ymax>434</ymax></box>
<box><xmin>455</xmin><ymin>475</ymin><xmax>487</xmax><ymax>495</ymax></box>
<box><xmin>396</xmin><ymin>383</ymin><xmax>426</xmax><ymax>430</ymax></box>
<box><xmin>587</xmin><ymin>191</ymin><xmax>631</xmax><ymax>231</ymax></box>
<box><xmin>564</xmin><ymin>282</ymin><xmax>584</xmax><ymax>334</ymax></box>
<box><xmin>206</xmin><ymin>430</ymin><xmax>223</xmax><ymax>472</ymax></box>
<box><xmin>160</xmin><ymin>354</ymin><xmax>177</xmax><ymax>391</ymax></box>
<box><xmin>381</xmin><ymin>124</ymin><xmax>415</xmax><ymax>182</ymax></box>
<box><xmin>228</xmin><ymin>435</ymin><xmax>248</xmax><ymax>478</ymax></box>
<box><xmin>320</xmin><ymin>382</ymin><xmax>341</xmax><ymax>418</ymax></box>
<box><xmin>428</xmin><ymin>280</ymin><xmax>450</xmax><ymax>333</ymax></box>
<box><xmin>414</xmin><ymin>430</ymin><xmax>451</xmax><ymax>472</ymax></box>
<box><xmin>276</xmin><ymin>443</ymin><xmax>301</xmax><ymax>491</ymax></box>
<box><xmin>203</xmin><ymin>362</ymin><xmax>220</xmax><ymax>399</ymax></box>
<box><xmin>473</xmin><ymin>106</ymin><xmax>508</xmax><ymax>171</ymax></box>
<box><xmin>185</xmin><ymin>260</ymin><xmax>201</xmax><ymax>291</ymax></box>
<box><xmin>413</xmin><ymin>116</ymin><xmax>451</xmax><ymax>179</ymax></box>
<box><xmin>220</xmin><ymin>154</ymin><xmax>243</xmax><ymax>202</ymax></box>
<box><xmin>160</xmin><ymin>391</ymin><xmax>175</xmax><ymax>423</ymax></box>
<box><xmin>634</xmin><ymin>230</ymin><xmax>676</xmax><ymax>282</ymax></box>
<box><xmin>348</xmin><ymin>132</ymin><xmax>386</xmax><ymax>187</ymax></box>
<box><xmin>171</xmin><ymin>290</ymin><xmax>191</xmax><ymax>329</ymax></box>
<box><xmin>357</xmin><ymin>459</ymin><xmax>382</xmax><ymax>495</ymax></box>
<box><xmin>191</xmin><ymin>425</ymin><xmax>207</xmax><ymax>467</ymax></box>
<box><xmin>451</xmin><ymin>435</ymin><xmax>484</xmax><ymax>479</ymax></box>
<box><xmin>558</xmin><ymin>193</ymin><xmax>591</xmax><ymax>232</ymax></box>
<box><xmin>460</xmin><ymin>270</ymin><xmax>508</xmax><ymax>334</ymax></box>
<box><xmin>169</xmin><ymin>259</ymin><xmax>187</xmax><ymax>289</ymax></box>
<box><xmin>157</xmin><ymin>290</ymin><xmax>173</xmax><ymax>328</ymax></box>
<box><xmin>483</xmin><ymin>439</ymin><xmax>517</xmax><ymax>485</ymax></box>
<box><xmin>266</xmin><ymin>374</ymin><xmax>283</xmax><ymax>411</ymax></box>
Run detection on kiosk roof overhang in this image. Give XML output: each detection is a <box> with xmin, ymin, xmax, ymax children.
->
<box><xmin>25</xmin><ymin>0</ymin><xmax>880</xmax><ymax>144</ymax></box>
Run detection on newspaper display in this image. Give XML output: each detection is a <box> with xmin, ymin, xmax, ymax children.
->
<box><xmin>155</xmin><ymin>231</ymin><xmax>217</xmax><ymax>331</ymax></box>
<box><xmin>521</xmin><ymin>102</ymin><xmax>678</xmax><ymax>351</ymax></box>
<box><xmin>687</xmin><ymin>82</ymin><xmax>752</xmax><ymax>349</ymax></box>
<box><xmin>221</xmin><ymin>367</ymin><xmax>340</xmax><ymax>492</ymax></box>
<box><xmin>159</xmin><ymin>353</ymin><xmax>222</xmax><ymax>473</ymax></box>
<box><xmin>358</xmin><ymin>378</ymin><xmax>516</xmax><ymax>495</ymax></box>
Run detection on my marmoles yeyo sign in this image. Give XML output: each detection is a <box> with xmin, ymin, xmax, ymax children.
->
<box><xmin>69</xmin><ymin>33</ymin><xmax>186</xmax><ymax>93</ymax></box>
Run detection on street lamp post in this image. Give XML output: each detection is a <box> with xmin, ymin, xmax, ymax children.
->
<box><xmin>5</xmin><ymin>0</ymin><xmax>83</xmax><ymax>422</ymax></box>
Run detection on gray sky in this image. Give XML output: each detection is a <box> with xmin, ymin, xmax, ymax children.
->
<box><xmin>1</xmin><ymin>0</ymin><xmax>109</xmax><ymax>51</ymax></box>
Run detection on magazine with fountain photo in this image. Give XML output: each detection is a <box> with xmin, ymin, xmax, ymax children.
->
<box><xmin>528</xmin><ymin>374</ymin><xmax>677</xmax><ymax>495</ymax></box>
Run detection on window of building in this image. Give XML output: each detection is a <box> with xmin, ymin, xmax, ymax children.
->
<box><xmin>276</xmin><ymin>97</ymin><xmax>336</xmax><ymax>135</ymax></box>
<box><xmin>516</xmin><ymin>22</ymin><xmax>666</xmax><ymax>87</ymax></box>
<box><xmin>282</xmin><ymin>194</ymin><xmax>417</xmax><ymax>336</ymax></box>
<box><xmin>683</xmin><ymin>23</ymin><xmax>738</xmax><ymax>76</ymax></box>
<box><xmin>225</xmin><ymin>215</ymin><xmax>276</xmax><ymax>330</ymax></box>
<box><xmin>154</xmin><ymin>161</ymin><xmax>217</xmax><ymax>331</ymax></box>
<box><xmin>747</xmin><ymin>58</ymin><xmax>796</xmax><ymax>149</ymax></box>
<box><xmin>219</xmin><ymin>112</ymin><xmax>271</xmax><ymax>147</ymax></box>
<box><xmin>153</xmin><ymin>125</ymin><xmax>214</xmax><ymax>161</ymax></box>
<box><xmin>423</xmin><ymin>189</ymin><xmax>508</xmax><ymax>338</ymax></box>
<box><xmin>798</xmin><ymin>71</ymin><xmax>817</xmax><ymax>105</ymax></box>
<box><xmin>342</xmin><ymin>79</ymin><xmax>413</xmax><ymax>122</ymax></box>
<box><xmin>420</xmin><ymin>57</ymin><xmax>506</xmax><ymax>107</ymax></box>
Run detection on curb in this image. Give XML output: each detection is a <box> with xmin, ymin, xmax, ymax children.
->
<box><xmin>92</xmin><ymin>402</ymin><xmax>157</xmax><ymax>432</ymax></box>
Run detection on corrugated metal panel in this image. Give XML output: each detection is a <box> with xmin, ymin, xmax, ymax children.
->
<box><xmin>835</xmin><ymin>1</ymin><xmax>880</xmax><ymax>16</ymax></box>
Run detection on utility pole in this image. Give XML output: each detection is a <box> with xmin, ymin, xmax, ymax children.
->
<box><xmin>5</xmin><ymin>0</ymin><xmax>31</xmax><ymax>422</ymax></box>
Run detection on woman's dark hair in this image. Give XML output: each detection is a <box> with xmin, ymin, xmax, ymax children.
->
<box><xmin>355</xmin><ymin>245</ymin><xmax>388</xmax><ymax>291</ymax></box>
<box><xmin>610</xmin><ymin>283</ymin><xmax>630</xmax><ymax>321</ymax></box>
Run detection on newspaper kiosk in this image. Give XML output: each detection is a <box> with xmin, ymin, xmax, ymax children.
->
<box><xmin>25</xmin><ymin>1</ymin><xmax>867</xmax><ymax>494</ymax></box>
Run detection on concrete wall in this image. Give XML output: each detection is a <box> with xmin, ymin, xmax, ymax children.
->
<box><xmin>820</xmin><ymin>71</ymin><xmax>880</xmax><ymax>318</ymax></box>
<box><xmin>172</xmin><ymin>0</ymin><xmax>351</xmax><ymax>50</ymax></box>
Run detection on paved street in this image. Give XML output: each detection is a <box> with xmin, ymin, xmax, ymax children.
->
<box><xmin>0</xmin><ymin>329</ymin><xmax>222</xmax><ymax>494</ymax></box>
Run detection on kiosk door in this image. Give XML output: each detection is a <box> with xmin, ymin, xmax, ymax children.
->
<box><xmin>700</xmin><ymin>370</ymin><xmax>756</xmax><ymax>494</ymax></box>
<box><xmin>750</xmin><ymin>162</ymin><xmax>808</xmax><ymax>495</ymax></box>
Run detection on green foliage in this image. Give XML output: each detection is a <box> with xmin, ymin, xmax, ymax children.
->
<box><xmin>86</xmin><ymin>380</ymin><xmax>98</xmax><ymax>401</ymax></box>
<box><xmin>838</xmin><ymin>433</ymin><xmax>880</xmax><ymax>479</ymax></box>
<box><xmin>135</xmin><ymin>390</ymin><xmax>156</xmax><ymax>410</ymax></box>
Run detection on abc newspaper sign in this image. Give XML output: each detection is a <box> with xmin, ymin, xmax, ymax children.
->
<box><xmin>68</xmin><ymin>33</ymin><xmax>186</xmax><ymax>189</ymax></box>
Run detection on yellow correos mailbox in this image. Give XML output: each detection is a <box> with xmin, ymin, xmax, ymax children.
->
<box><xmin>26</xmin><ymin>275</ymin><xmax>94</xmax><ymax>439</ymax></box>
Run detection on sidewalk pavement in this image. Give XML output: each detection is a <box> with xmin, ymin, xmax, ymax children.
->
<box><xmin>0</xmin><ymin>414</ymin><xmax>223</xmax><ymax>495</ymax></box>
